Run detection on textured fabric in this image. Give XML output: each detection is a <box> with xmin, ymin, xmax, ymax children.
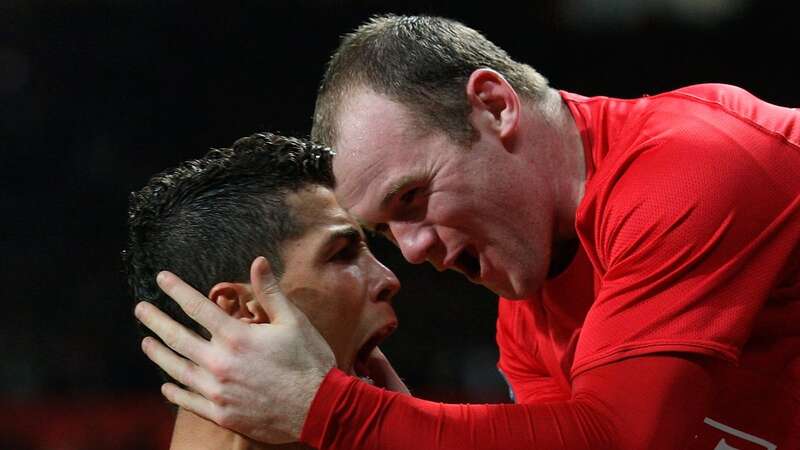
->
<box><xmin>302</xmin><ymin>353</ymin><xmax>728</xmax><ymax>450</ymax></box>
<box><xmin>499</xmin><ymin>84</ymin><xmax>800</xmax><ymax>447</ymax></box>
<box><xmin>300</xmin><ymin>366</ymin><xmax>614</xmax><ymax>450</ymax></box>
<box><xmin>568</xmin><ymin>85</ymin><xmax>800</xmax><ymax>374</ymax></box>
<box><xmin>302</xmin><ymin>84</ymin><xmax>800</xmax><ymax>449</ymax></box>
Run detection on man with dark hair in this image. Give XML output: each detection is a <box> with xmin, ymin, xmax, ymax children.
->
<box><xmin>136</xmin><ymin>15</ymin><xmax>799</xmax><ymax>450</ymax></box>
<box><xmin>126</xmin><ymin>132</ymin><xmax>403</xmax><ymax>449</ymax></box>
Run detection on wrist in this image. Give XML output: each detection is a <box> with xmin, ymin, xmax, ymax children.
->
<box><xmin>298</xmin><ymin>368</ymin><xmax>354</xmax><ymax>447</ymax></box>
<box><xmin>288</xmin><ymin>367</ymin><xmax>334</xmax><ymax>440</ymax></box>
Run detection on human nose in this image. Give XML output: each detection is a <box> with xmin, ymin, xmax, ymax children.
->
<box><xmin>369</xmin><ymin>258</ymin><xmax>401</xmax><ymax>303</ymax></box>
<box><xmin>389</xmin><ymin>221</ymin><xmax>436</xmax><ymax>264</ymax></box>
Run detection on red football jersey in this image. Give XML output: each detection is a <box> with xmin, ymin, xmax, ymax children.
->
<box><xmin>302</xmin><ymin>85</ymin><xmax>800</xmax><ymax>450</ymax></box>
<box><xmin>499</xmin><ymin>85</ymin><xmax>800</xmax><ymax>448</ymax></box>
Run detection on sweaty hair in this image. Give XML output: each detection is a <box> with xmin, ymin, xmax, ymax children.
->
<box><xmin>123</xmin><ymin>133</ymin><xmax>335</xmax><ymax>352</ymax></box>
<box><xmin>311</xmin><ymin>14</ymin><xmax>549</xmax><ymax>146</ymax></box>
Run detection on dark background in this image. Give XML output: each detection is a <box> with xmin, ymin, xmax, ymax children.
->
<box><xmin>2</xmin><ymin>0</ymin><xmax>797</xmax><ymax>448</ymax></box>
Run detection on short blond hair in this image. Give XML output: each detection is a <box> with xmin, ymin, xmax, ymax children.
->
<box><xmin>312</xmin><ymin>14</ymin><xmax>549</xmax><ymax>146</ymax></box>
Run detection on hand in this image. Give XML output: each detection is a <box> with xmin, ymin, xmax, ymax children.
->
<box><xmin>360</xmin><ymin>347</ymin><xmax>411</xmax><ymax>395</ymax></box>
<box><xmin>134</xmin><ymin>256</ymin><xmax>336</xmax><ymax>444</ymax></box>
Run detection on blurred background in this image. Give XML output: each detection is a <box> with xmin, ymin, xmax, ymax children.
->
<box><xmin>2</xmin><ymin>0</ymin><xmax>797</xmax><ymax>448</ymax></box>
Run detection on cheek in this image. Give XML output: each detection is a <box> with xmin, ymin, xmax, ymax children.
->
<box><xmin>428</xmin><ymin>194</ymin><xmax>472</xmax><ymax>225</ymax></box>
<box><xmin>286</xmin><ymin>267</ymin><xmax>368</xmax><ymax>336</ymax></box>
<box><xmin>335</xmin><ymin>266</ymin><xmax>370</xmax><ymax>315</ymax></box>
<box><xmin>429</xmin><ymin>194</ymin><xmax>493</xmax><ymax>243</ymax></box>
<box><xmin>286</xmin><ymin>287</ymin><xmax>335</xmax><ymax>325</ymax></box>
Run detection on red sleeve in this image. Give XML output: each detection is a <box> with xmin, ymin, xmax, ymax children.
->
<box><xmin>496</xmin><ymin>299</ymin><xmax>569</xmax><ymax>403</ymax></box>
<box><xmin>300</xmin><ymin>353</ymin><xmax>716</xmax><ymax>450</ymax></box>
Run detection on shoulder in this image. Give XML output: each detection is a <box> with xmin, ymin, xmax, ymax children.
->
<box><xmin>585</xmin><ymin>140</ymin><xmax>791</xmax><ymax>271</ymax></box>
<box><xmin>585</xmin><ymin>82</ymin><xmax>797</xmax><ymax>220</ymax></box>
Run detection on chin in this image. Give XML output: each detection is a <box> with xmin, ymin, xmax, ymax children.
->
<box><xmin>494</xmin><ymin>286</ymin><xmax>528</xmax><ymax>300</ymax></box>
<box><xmin>491</xmin><ymin>271</ymin><xmax>543</xmax><ymax>300</ymax></box>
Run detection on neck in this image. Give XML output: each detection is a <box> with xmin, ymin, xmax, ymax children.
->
<box><xmin>171</xmin><ymin>408</ymin><xmax>308</xmax><ymax>450</ymax></box>
<box><xmin>525</xmin><ymin>88</ymin><xmax>586</xmax><ymax>241</ymax></box>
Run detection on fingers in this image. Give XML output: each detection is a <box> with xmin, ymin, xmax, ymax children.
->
<box><xmin>369</xmin><ymin>346</ymin><xmax>388</xmax><ymax>362</ymax></box>
<box><xmin>141</xmin><ymin>337</ymin><xmax>217</xmax><ymax>395</ymax></box>
<box><xmin>135</xmin><ymin>301</ymin><xmax>209</xmax><ymax>363</ymax></box>
<box><xmin>161</xmin><ymin>382</ymin><xmax>218</xmax><ymax>424</ymax></box>
<box><xmin>156</xmin><ymin>271</ymin><xmax>239</xmax><ymax>338</ymax></box>
<box><xmin>250</xmin><ymin>257</ymin><xmax>297</xmax><ymax>323</ymax></box>
<box><xmin>366</xmin><ymin>347</ymin><xmax>411</xmax><ymax>394</ymax></box>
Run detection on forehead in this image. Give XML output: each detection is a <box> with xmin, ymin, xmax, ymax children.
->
<box><xmin>279</xmin><ymin>186</ymin><xmax>360</xmax><ymax>275</ymax></box>
<box><xmin>278</xmin><ymin>186</ymin><xmax>362</xmax><ymax>285</ymax></box>
<box><xmin>332</xmin><ymin>89</ymin><xmax>427</xmax><ymax>214</ymax></box>
<box><xmin>334</xmin><ymin>88</ymin><xmax>423</xmax><ymax>149</ymax></box>
<box><xmin>285</xmin><ymin>185</ymin><xmax>356</xmax><ymax>232</ymax></box>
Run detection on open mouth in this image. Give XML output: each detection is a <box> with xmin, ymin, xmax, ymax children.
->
<box><xmin>454</xmin><ymin>246</ymin><xmax>481</xmax><ymax>280</ymax></box>
<box><xmin>354</xmin><ymin>322</ymin><xmax>398</xmax><ymax>377</ymax></box>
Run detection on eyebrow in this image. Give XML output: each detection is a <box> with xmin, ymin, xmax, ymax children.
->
<box><xmin>322</xmin><ymin>226</ymin><xmax>364</xmax><ymax>251</ymax></box>
<box><xmin>379</xmin><ymin>174</ymin><xmax>423</xmax><ymax>209</ymax></box>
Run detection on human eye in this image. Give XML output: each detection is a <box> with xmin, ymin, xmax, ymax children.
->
<box><xmin>399</xmin><ymin>187</ymin><xmax>422</xmax><ymax>205</ymax></box>
<box><xmin>329</xmin><ymin>236</ymin><xmax>363</xmax><ymax>262</ymax></box>
<box><xmin>393</xmin><ymin>185</ymin><xmax>428</xmax><ymax>223</ymax></box>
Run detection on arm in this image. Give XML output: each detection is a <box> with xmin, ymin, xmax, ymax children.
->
<box><xmin>136</xmin><ymin>133</ymin><xmax>798</xmax><ymax>448</ymax></box>
<box><xmin>301</xmin><ymin>353</ymin><xmax>717</xmax><ymax>450</ymax></box>
<box><xmin>135</xmin><ymin>261</ymin><xmax>718</xmax><ymax>450</ymax></box>
<box><xmin>495</xmin><ymin>299</ymin><xmax>570</xmax><ymax>404</ymax></box>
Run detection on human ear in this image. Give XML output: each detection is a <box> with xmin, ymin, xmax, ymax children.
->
<box><xmin>208</xmin><ymin>282</ymin><xmax>269</xmax><ymax>324</ymax></box>
<box><xmin>465</xmin><ymin>68</ymin><xmax>521</xmax><ymax>141</ymax></box>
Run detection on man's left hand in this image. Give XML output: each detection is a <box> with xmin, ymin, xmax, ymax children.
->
<box><xmin>134</xmin><ymin>256</ymin><xmax>336</xmax><ymax>444</ymax></box>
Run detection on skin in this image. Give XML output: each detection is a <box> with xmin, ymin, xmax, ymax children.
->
<box><xmin>136</xmin><ymin>187</ymin><xmax>404</xmax><ymax>445</ymax></box>
<box><xmin>210</xmin><ymin>184</ymin><xmax>402</xmax><ymax>377</ymax></box>
<box><xmin>332</xmin><ymin>69</ymin><xmax>586</xmax><ymax>299</ymax></box>
<box><xmin>134</xmin><ymin>69</ymin><xmax>589</xmax><ymax>441</ymax></box>
<box><xmin>135</xmin><ymin>69</ymin><xmax>720</xmax><ymax>449</ymax></box>
<box><xmin>278</xmin><ymin>186</ymin><xmax>400</xmax><ymax>373</ymax></box>
<box><xmin>169</xmin><ymin>186</ymin><xmax>402</xmax><ymax>450</ymax></box>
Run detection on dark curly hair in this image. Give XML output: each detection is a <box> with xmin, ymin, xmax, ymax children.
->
<box><xmin>123</xmin><ymin>132</ymin><xmax>335</xmax><ymax>355</ymax></box>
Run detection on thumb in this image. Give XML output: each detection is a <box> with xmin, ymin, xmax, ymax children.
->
<box><xmin>365</xmin><ymin>347</ymin><xmax>411</xmax><ymax>394</ymax></box>
<box><xmin>250</xmin><ymin>256</ymin><xmax>296</xmax><ymax>323</ymax></box>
